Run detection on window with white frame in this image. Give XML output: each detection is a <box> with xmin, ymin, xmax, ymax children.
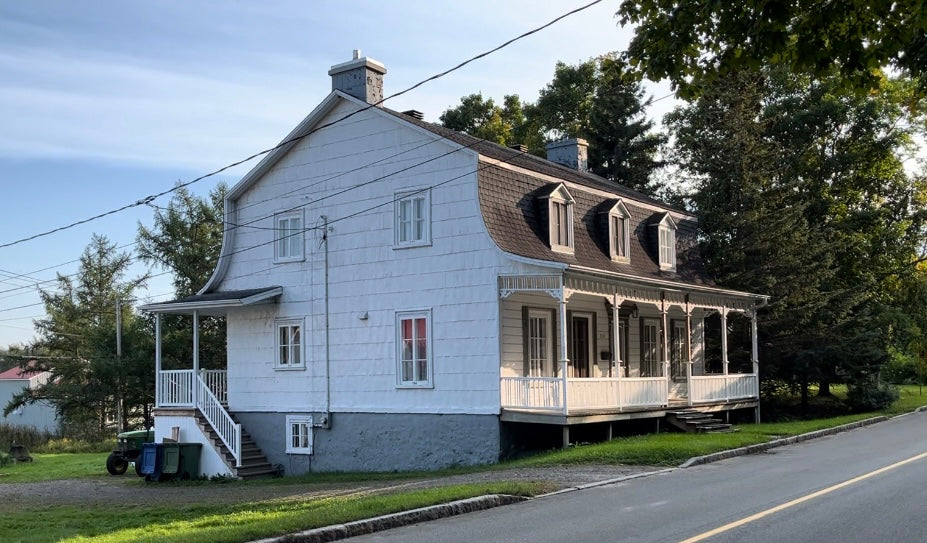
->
<box><xmin>276</xmin><ymin>319</ymin><xmax>304</xmax><ymax>369</ymax></box>
<box><xmin>285</xmin><ymin>415</ymin><xmax>313</xmax><ymax>454</ymax></box>
<box><xmin>395</xmin><ymin>190</ymin><xmax>430</xmax><ymax>247</ymax></box>
<box><xmin>274</xmin><ymin>211</ymin><xmax>304</xmax><ymax>262</ymax></box>
<box><xmin>396</xmin><ymin>310</ymin><xmax>432</xmax><ymax>387</ymax></box>
<box><xmin>526</xmin><ymin>309</ymin><xmax>553</xmax><ymax>377</ymax></box>
<box><xmin>609</xmin><ymin>201</ymin><xmax>630</xmax><ymax>262</ymax></box>
<box><xmin>658</xmin><ymin>223</ymin><xmax>676</xmax><ymax>271</ymax></box>
<box><xmin>545</xmin><ymin>184</ymin><xmax>574</xmax><ymax>253</ymax></box>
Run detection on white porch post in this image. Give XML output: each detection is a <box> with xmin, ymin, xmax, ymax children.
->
<box><xmin>685</xmin><ymin>298</ymin><xmax>693</xmax><ymax>407</ymax></box>
<box><xmin>155</xmin><ymin>313</ymin><xmax>162</xmax><ymax>408</ymax></box>
<box><xmin>559</xmin><ymin>287</ymin><xmax>569</xmax><ymax>417</ymax></box>
<box><xmin>613</xmin><ymin>294</ymin><xmax>623</xmax><ymax>409</ymax></box>
<box><xmin>721</xmin><ymin>306</ymin><xmax>729</xmax><ymax>376</ymax></box>
<box><xmin>661</xmin><ymin>295</ymin><xmax>669</xmax><ymax>388</ymax></box>
<box><xmin>751</xmin><ymin>308</ymin><xmax>761</xmax><ymax>422</ymax></box>
<box><xmin>721</xmin><ymin>306</ymin><xmax>729</xmax><ymax>403</ymax></box>
<box><xmin>192</xmin><ymin>309</ymin><xmax>200</xmax><ymax>407</ymax></box>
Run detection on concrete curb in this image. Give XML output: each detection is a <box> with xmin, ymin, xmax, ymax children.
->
<box><xmin>251</xmin><ymin>494</ymin><xmax>527</xmax><ymax>543</ymax></box>
<box><xmin>536</xmin><ymin>467</ymin><xmax>678</xmax><ymax>498</ymax></box>
<box><xmin>678</xmin><ymin>415</ymin><xmax>889</xmax><ymax>468</ymax></box>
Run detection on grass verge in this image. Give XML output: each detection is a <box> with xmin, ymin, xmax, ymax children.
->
<box><xmin>2</xmin><ymin>482</ymin><xmax>545</xmax><ymax>543</ymax></box>
<box><xmin>0</xmin><ymin>453</ymin><xmax>109</xmax><ymax>484</ymax></box>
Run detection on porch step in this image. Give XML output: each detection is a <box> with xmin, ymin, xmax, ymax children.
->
<box><xmin>193</xmin><ymin>411</ymin><xmax>280</xmax><ymax>480</ymax></box>
<box><xmin>665</xmin><ymin>410</ymin><xmax>736</xmax><ymax>434</ymax></box>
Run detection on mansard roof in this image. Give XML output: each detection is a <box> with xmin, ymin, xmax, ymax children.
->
<box><xmin>383</xmin><ymin>108</ymin><xmax>714</xmax><ymax>286</ymax></box>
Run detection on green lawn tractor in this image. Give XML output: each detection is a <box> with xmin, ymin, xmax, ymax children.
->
<box><xmin>106</xmin><ymin>429</ymin><xmax>154</xmax><ymax>476</ymax></box>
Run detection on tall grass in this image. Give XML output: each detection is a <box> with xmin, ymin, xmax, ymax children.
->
<box><xmin>0</xmin><ymin>423</ymin><xmax>53</xmax><ymax>451</ymax></box>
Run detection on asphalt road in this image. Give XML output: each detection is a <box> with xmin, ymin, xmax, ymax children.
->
<box><xmin>351</xmin><ymin>411</ymin><xmax>927</xmax><ymax>542</ymax></box>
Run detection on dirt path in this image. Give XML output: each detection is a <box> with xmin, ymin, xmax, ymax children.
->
<box><xmin>1</xmin><ymin>464</ymin><xmax>658</xmax><ymax>509</ymax></box>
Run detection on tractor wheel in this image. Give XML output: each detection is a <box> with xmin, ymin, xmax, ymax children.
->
<box><xmin>134</xmin><ymin>459</ymin><xmax>144</xmax><ymax>477</ymax></box>
<box><xmin>106</xmin><ymin>453</ymin><xmax>128</xmax><ymax>475</ymax></box>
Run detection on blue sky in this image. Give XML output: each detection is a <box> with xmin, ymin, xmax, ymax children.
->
<box><xmin>0</xmin><ymin>0</ymin><xmax>677</xmax><ymax>348</ymax></box>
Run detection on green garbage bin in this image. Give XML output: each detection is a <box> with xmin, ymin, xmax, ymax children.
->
<box><xmin>176</xmin><ymin>443</ymin><xmax>202</xmax><ymax>480</ymax></box>
<box><xmin>160</xmin><ymin>442</ymin><xmax>181</xmax><ymax>479</ymax></box>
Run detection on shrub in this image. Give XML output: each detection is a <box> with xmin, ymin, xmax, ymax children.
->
<box><xmin>36</xmin><ymin>437</ymin><xmax>115</xmax><ymax>454</ymax></box>
<box><xmin>0</xmin><ymin>423</ymin><xmax>53</xmax><ymax>451</ymax></box>
<box><xmin>845</xmin><ymin>382</ymin><xmax>899</xmax><ymax>412</ymax></box>
<box><xmin>0</xmin><ymin>451</ymin><xmax>11</xmax><ymax>468</ymax></box>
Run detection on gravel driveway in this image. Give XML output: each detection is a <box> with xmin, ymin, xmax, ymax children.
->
<box><xmin>2</xmin><ymin>464</ymin><xmax>658</xmax><ymax>510</ymax></box>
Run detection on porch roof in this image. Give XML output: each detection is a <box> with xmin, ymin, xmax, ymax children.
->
<box><xmin>139</xmin><ymin>286</ymin><xmax>283</xmax><ymax>315</ymax></box>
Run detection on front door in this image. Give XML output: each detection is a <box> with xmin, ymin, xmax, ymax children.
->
<box><xmin>570</xmin><ymin>314</ymin><xmax>592</xmax><ymax>378</ymax></box>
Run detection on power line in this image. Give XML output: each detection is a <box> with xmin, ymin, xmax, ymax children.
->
<box><xmin>0</xmin><ymin>0</ymin><xmax>603</xmax><ymax>251</ymax></box>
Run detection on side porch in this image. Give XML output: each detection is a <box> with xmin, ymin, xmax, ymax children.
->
<box><xmin>140</xmin><ymin>287</ymin><xmax>283</xmax><ymax>478</ymax></box>
<box><xmin>498</xmin><ymin>272</ymin><xmax>764</xmax><ymax>444</ymax></box>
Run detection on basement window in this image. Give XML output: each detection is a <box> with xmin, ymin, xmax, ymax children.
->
<box><xmin>285</xmin><ymin>415</ymin><xmax>313</xmax><ymax>454</ymax></box>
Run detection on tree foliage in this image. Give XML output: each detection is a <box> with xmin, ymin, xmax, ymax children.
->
<box><xmin>4</xmin><ymin>235</ymin><xmax>152</xmax><ymax>437</ymax></box>
<box><xmin>667</xmin><ymin>66</ymin><xmax>927</xmax><ymax>405</ymax></box>
<box><xmin>618</xmin><ymin>0</ymin><xmax>927</xmax><ymax>98</ymax></box>
<box><xmin>440</xmin><ymin>56</ymin><xmax>665</xmax><ymax>194</ymax></box>
<box><xmin>136</xmin><ymin>184</ymin><xmax>226</xmax><ymax>298</ymax></box>
<box><xmin>136</xmin><ymin>184</ymin><xmax>228</xmax><ymax>371</ymax></box>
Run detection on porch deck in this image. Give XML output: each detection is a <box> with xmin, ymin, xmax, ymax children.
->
<box><xmin>500</xmin><ymin>374</ymin><xmax>759</xmax><ymax>425</ymax></box>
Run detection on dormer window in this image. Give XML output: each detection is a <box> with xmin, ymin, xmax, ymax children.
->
<box><xmin>656</xmin><ymin>213</ymin><xmax>677</xmax><ymax>271</ymax></box>
<box><xmin>541</xmin><ymin>183</ymin><xmax>575</xmax><ymax>254</ymax></box>
<box><xmin>607</xmin><ymin>200</ymin><xmax>631</xmax><ymax>262</ymax></box>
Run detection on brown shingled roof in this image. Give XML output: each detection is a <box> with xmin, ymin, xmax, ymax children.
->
<box><xmin>382</xmin><ymin>107</ymin><xmax>713</xmax><ymax>285</ymax></box>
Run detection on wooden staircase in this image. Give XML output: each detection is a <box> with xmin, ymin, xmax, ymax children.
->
<box><xmin>193</xmin><ymin>410</ymin><xmax>279</xmax><ymax>479</ymax></box>
<box><xmin>666</xmin><ymin>410</ymin><xmax>736</xmax><ymax>433</ymax></box>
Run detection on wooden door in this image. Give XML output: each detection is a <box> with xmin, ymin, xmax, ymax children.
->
<box><xmin>570</xmin><ymin>315</ymin><xmax>591</xmax><ymax>378</ymax></box>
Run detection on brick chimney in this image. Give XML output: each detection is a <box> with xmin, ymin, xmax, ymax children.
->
<box><xmin>546</xmin><ymin>138</ymin><xmax>589</xmax><ymax>172</ymax></box>
<box><xmin>328</xmin><ymin>50</ymin><xmax>387</xmax><ymax>105</ymax></box>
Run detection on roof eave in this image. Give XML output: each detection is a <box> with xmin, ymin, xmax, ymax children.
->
<box><xmin>139</xmin><ymin>287</ymin><xmax>284</xmax><ymax>315</ymax></box>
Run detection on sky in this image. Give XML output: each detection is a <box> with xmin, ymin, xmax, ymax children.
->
<box><xmin>0</xmin><ymin>0</ymin><xmax>679</xmax><ymax>349</ymax></box>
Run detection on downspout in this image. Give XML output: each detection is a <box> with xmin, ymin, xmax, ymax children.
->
<box><xmin>322</xmin><ymin>216</ymin><xmax>332</xmax><ymax>425</ymax></box>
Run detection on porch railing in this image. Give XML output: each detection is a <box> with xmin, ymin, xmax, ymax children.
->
<box><xmin>200</xmin><ymin>370</ymin><xmax>228</xmax><ymax>404</ymax></box>
<box><xmin>501</xmin><ymin>376</ymin><xmax>668</xmax><ymax>412</ymax></box>
<box><xmin>690</xmin><ymin>374</ymin><xmax>758</xmax><ymax>403</ymax></box>
<box><xmin>156</xmin><ymin>369</ymin><xmax>241</xmax><ymax>467</ymax></box>
<box><xmin>157</xmin><ymin>370</ymin><xmax>194</xmax><ymax>406</ymax></box>
<box><xmin>500</xmin><ymin>377</ymin><xmax>562</xmax><ymax>412</ymax></box>
<box><xmin>195</xmin><ymin>374</ymin><xmax>241</xmax><ymax>467</ymax></box>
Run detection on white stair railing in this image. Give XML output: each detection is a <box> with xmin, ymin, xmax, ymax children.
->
<box><xmin>194</xmin><ymin>374</ymin><xmax>241</xmax><ymax>467</ymax></box>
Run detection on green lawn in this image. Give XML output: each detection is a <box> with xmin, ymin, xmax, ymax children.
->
<box><xmin>0</xmin><ymin>453</ymin><xmax>111</xmax><ymax>484</ymax></box>
<box><xmin>2</xmin><ymin>482</ymin><xmax>543</xmax><ymax>543</ymax></box>
<box><xmin>2</xmin><ymin>385</ymin><xmax>924</xmax><ymax>542</ymax></box>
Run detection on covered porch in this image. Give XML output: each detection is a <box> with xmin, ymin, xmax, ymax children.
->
<box><xmin>139</xmin><ymin>287</ymin><xmax>282</xmax><ymax>468</ymax></box>
<box><xmin>498</xmin><ymin>272</ymin><xmax>765</xmax><ymax>423</ymax></box>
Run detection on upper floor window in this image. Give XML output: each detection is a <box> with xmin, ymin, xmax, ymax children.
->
<box><xmin>395</xmin><ymin>190</ymin><xmax>431</xmax><ymax>248</ymax></box>
<box><xmin>396</xmin><ymin>309</ymin><xmax>433</xmax><ymax>388</ymax></box>
<box><xmin>542</xmin><ymin>184</ymin><xmax>575</xmax><ymax>254</ymax></box>
<box><xmin>275</xmin><ymin>211</ymin><xmax>304</xmax><ymax>262</ymax></box>
<box><xmin>276</xmin><ymin>318</ymin><xmax>305</xmax><ymax>369</ymax></box>
<box><xmin>608</xmin><ymin>200</ymin><xmax>630</xmax><ymax>262</ymax></box>
<box><xmin>656</xmin><ymin>213</ymin><xmax>677</xmax><ymax>271</ymax></box>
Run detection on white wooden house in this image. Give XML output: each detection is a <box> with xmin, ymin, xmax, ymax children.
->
<box><xmin>141</xmin><ymin>53</ymin><xmax>767</xmax><ymax>477</ymax></box>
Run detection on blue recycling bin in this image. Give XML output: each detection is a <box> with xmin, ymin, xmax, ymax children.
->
<box><xmin>139</xmin><ymin>442</ymin><xmax>164</xmax><ymax>481</ymax></box>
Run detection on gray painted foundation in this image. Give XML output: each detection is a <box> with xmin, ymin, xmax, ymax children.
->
<box><xmin>234</xmin><ymin>411</ymin><xmax>500</xmax><ymax>475</ymax></box>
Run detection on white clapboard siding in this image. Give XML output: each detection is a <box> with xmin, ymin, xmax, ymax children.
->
<box><xmin>221</xmin><ymin>100</ymin><xmax>509</xmax><ymax>415</ymax></box>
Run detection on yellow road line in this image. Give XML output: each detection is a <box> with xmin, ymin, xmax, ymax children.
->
<box><xmin>679</xmin><ymin>450</ymin><xmax>927</xmax><ymax>543</ymax></box>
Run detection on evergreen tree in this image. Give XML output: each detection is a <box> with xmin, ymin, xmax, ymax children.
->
<box><xmin>136</xmin><ymin>184</ymin><xmax>228</xmax><ymax>370</ymax></box>
<box><xmin>440</xmin><ymin>56</ymin><xmax>666</xmax><ymax>195</ymax></box>
<box><xmin>4</xmin><ymin>235</ymin><xmax>151</xmax><ymax>436</ymax></box>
